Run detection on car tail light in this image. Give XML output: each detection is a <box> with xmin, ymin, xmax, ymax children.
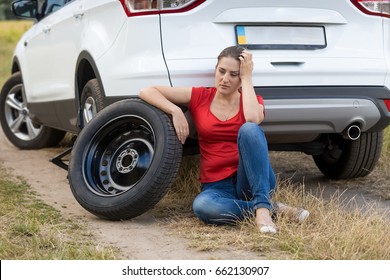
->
<box><xmin>119</xmin><ymin>0</ymin><xmax>205</xmax><ymax>16</ymax></box>
<box><xmin>351</xmin><ymin>0</ymin><xmax>390</xmax><ymax>18</ymax></box>
<box><xmin>384</xmin><ymin>100</ymin><xmax>390</xmax><ymax>112</ymax></box>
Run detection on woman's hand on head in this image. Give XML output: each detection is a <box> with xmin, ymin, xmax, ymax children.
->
<box><xmin>238</xmin><ymin>50</ymin><xmax>254</xmax><ymax>81</ymax></box>
<box><xmin>172</xmin><ymin>107</ymin><xmax>189</xmax><ymax>144</ymax></box>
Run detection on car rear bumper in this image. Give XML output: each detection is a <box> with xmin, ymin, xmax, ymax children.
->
<box><xmin>258</xmin><ymin>86</ymin><xmax>390</xmax><ymax>139</ymax></box>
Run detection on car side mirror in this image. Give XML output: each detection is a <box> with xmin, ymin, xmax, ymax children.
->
<box><xmin>11</xmin><ymin>0</ymin><xmax>38</xmax><ymax>19</ymax></box>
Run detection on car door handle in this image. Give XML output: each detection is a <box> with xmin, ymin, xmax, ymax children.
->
<box><xmin>73</xmin><ymin>10</ymin><xmax>85</xmax><ymax>19</ymax></box>
<box><xmin>42</xmin><ymin>25</ymin><xmax>52</xmax><ymax>34</ymax></box>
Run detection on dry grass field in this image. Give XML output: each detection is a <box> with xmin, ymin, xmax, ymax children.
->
<box><xmin>0</xmin><ymin>20</ymin><xmax>32</xmax><ymax>86</ymax></box>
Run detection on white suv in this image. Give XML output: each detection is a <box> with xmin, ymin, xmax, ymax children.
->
<box><xmin>1</xmin><ymin>0</ymin><xmax>390</xmax><ymax>220</ymax></box>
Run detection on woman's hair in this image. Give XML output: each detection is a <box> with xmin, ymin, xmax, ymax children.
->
<box><xmin>217</xmin><ymin>45</ymin><xmax>246</xmax><ymax>64</ymax></box>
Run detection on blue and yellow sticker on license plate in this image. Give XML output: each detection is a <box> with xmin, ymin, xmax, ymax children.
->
<box><xmin>235</xmin><ymin>25</ymin><xmax>327</xmax><ymax>50</ymax></box>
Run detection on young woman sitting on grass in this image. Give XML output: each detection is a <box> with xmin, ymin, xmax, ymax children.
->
<box><xmin>139</xmin><ymin>46</ymin><xmax>309</xmax><ymax>234</ymax></box>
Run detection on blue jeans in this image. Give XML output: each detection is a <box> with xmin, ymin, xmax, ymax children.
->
<box><xmin>192</xmin><ymin>122</ymin><xmax>277</xmax><ymax>225</ymax></box>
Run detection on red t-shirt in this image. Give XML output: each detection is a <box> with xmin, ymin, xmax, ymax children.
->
<box><xmin>189</xmin><ymin>87</ymin><xmax>264</xmax><ymax>183</ymax></box>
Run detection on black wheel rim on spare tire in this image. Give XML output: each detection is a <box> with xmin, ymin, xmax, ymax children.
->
<box><xmin>68</xmin><ymin>99</ymin><xmax>182</xmax><ymax>220</ymax></box>
<box><xmin>84</xmin><ymin>115</ymin><xmax>155</xmax><ymax>196</ymax></box>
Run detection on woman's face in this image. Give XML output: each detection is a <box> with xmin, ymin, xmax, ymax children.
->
<box><xmin>215</xmin><ymin>56</ymin><xmax>241</xmax><ymax>96</ymax></box>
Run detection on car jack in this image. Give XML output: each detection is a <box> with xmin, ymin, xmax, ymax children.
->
<box><xmin>50</xmin><ymin>147</ymin><xmax>72</xmax><ymax>171</ymax></box>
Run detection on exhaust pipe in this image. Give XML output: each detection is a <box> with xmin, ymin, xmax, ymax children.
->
<box><xmin>342</xmin><ymin>124</ymin><xmax>361</xmax><ymax>140</ymax></box>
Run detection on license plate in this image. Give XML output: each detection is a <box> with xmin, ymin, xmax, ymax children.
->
<box><xmin>235</xmin><ymin>25</ymin><xmax>327</xmax><ymax>50</ymax></box>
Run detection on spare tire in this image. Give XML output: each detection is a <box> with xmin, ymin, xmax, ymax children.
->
<box><xmin>68</xmin><ymin>99</ymin><xmax>182</xmax><ymax>220</ymax></box>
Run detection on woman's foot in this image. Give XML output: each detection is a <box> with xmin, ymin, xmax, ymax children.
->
<box><xmin>275</xmin><ymin>202</ymin><xmax>310</xmax><ymax>223</ymax></box>
<box><xmin>255</xmin><ymin>208</ymin><xmax>277</xmax><ymax>234</ymax></box>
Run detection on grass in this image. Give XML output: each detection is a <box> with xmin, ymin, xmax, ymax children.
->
<box><xmin>153</xmin><ymin>156</ymin><xmax>390</xmax><ymax>259</ymax></box>
<box><xmin>0</xmin><ymin>20</ymin><xmax>33</xmax><ymax>86</ymax></box>
<box><xmin>0</xmin><ymin>21</ymin><xmax>119</xmax><ymax>259</ymax></box>
<box><xmin>384</xmin><ymin>128</ymin><xmax>390</xmax><ymax>155</ymax></box>
<box><xmin>1</xmin><ymin>20</ymin><xmax>390</xmax><ymax>260</ymax></box>
<box><xmin>0</xmin><ymin>166</ymin><xmax>120</xmax><ymax>259</ymax></box>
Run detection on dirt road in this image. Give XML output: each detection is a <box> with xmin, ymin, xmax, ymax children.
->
<box><xmin>0</xmin><ymin>129</ymin><xmax>261</xmax><ymax>259</ymax></box>
<box><xmin>1</xmin><ymin>129</ymin><xmax>389</xmax><ymax>259</ymax></box>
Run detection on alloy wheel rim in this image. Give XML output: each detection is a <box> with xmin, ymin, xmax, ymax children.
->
<box><xmin>4</xmin><ymin>84</ymin><xmax>43</xmax><ymax>141</ymax></box>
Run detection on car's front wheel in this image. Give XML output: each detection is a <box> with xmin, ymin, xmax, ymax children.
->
<box><xmin>68</xmin><ymin>99</ymin><xmax>182</xmax><ymax>220</ymax></box>
<box><xmin>313</xmin><ymin>131</ymin><xmax>383</xmax><ymax>180</ymax></box>
<box><xmin>0</xmin><ymin>72</ymin><xmax>65</xmax><ymax>149</ymax></box>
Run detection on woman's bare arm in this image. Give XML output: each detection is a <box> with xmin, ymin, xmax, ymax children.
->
<box><xmin>139</xmin><ymin>86</ymin><xmax>192</xmax><ymax>144</ymax></box>
<box><xmin>239</xmin><ymin>51</ymin><xmax>265</xmax><ymax>124</ymax></box>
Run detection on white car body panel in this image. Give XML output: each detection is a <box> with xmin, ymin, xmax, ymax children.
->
<box><xmin>18</xmin><ymin>0</ymin><xmax>84</xmax><ymax>102</ymax></box>
<box><xmin>97</xmin><ymin>15</ymin><xmax>171</xmax><ymax>97</ymax></box>
<box><xmin>8</xmin><ymin>0</ymin><xmax>390</xmax><ymax>136</ymax></box>
<box><xmin>160</xmin><ymin>0</ymin><xmax>387</xmax><ymax>88</ymax></box>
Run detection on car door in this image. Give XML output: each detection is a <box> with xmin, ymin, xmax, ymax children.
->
<box><xmin>21</xmin><ymin>0</ymin><xmax>60</xmax><ymax>104</ymax></box>
<box><xmin>43</xmin><ymin>0</ymin><xmax>85</xmax><ymax>102</ymax></box>
<box><xmin>22</xmin><ymin>0</ymin><xmax>84</xmax><ymax>128</ymax></box>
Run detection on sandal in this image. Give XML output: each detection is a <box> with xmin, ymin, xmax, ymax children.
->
<box><xmin>274</xmin><ymin>202</ymin><xmax>310</xmax><ymax>223</ymax></box>
<box><xmin>258</xmin><ymin>224</ymin><xmax>278</xmax><ymax>234</ymax></box>
<box><xmin>296</xmin><ymin>208</ymin><xmax>310</xmax><ymax>223</ymax></box>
